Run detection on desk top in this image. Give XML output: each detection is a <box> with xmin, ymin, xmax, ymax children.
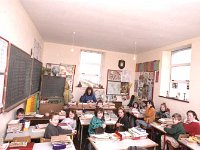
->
<box><xmin>178</xmin><ymin>138</ymin><xmax>200</xmax><ymax>150</ymax></box>
<box><xmin>88</xmin><ymin>136</ymin><xmax>158</xmax><ymax>150</ymax></box>
<box><xmin>4</xmin><ymin>126</ymin><xmax>45</xmax><ymax>142</ymax></box>
<box><xmin>79</xmin><ymin>112</ymin><xmax>118</xmax><ymax>126</ymax></box>
<box><xmin>33</xmin><ymin>141</ymin><xmax>76</xmax><ymax>150</ymax></box>
<box><xmin>68</xmin><ymin>102</ymin><xmax>116</xmax><ymax>110</ymax></box>
<box><xmin>150</xmin><ymin>122</ymin><xmax>166</xmax><ymax>134</ymax></box>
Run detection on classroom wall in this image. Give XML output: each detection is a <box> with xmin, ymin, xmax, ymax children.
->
<box><xmin>42</xmin><ymin>42</ymin><xmax>136</xmax><ymax>105</ymax></box>
<box><xmin>137</xmin><ymin>36</ymin><xmax>200</xmax><ymax>119</ymax></box>
<box><xmin>0</xmin><ymin>0</ymin><xmax>43</xmax><ymax>137</ymax></box>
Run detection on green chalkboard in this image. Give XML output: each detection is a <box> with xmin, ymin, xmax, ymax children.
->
<box><xmin>5</xmin><ymin>44</ymin><xmax>32</xmax><ymax>109</ymax></box>
<box><xmin>31</xmin><ymin>58</ymin><xmax>42</xmax><ymax>94</ymax></box>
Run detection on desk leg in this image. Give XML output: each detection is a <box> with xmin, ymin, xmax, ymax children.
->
<box><xmin>80</xmin><ymin>125</ymin><xmax>83</xmax><ymax>150</ymax></box>
<box><xmin>163</xmin><ymin>134</ymin><xmax>166</xmax><ymax>150</ymax></box>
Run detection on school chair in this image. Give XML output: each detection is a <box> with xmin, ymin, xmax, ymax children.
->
<box><xmin>166</xmin><ymin>140</ymin><xmax>181</xmax><ymax>150</ymax></box>
<box><xmin>40</xmin><ymin>137</ymin><xmax>51</xmax><ymax>143</ymax></box>
<box><xmin>166</xmin><ymin>134</ymin><xmax>187</xmax><ymax>150</ymax></box>
<box><xmin>13</xmin><ymin>136</ymin><xmax>31</xmax><ymax>143</ymax></box>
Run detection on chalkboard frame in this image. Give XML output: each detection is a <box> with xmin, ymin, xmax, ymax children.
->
<box><xmin>4</xmin><ymin>43</ymin><xmax>42</xmax><ymax>111</ymax></box>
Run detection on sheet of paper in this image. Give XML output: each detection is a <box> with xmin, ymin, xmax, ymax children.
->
<box><xmin>0</xmin><ymin>75</ymin><xmax>5</xmax><ymax>108</ymax></box>
<box><xmin>0</xmin><ymin>38</ymin><xmax>8</xmax><ymax>72</ymax></box>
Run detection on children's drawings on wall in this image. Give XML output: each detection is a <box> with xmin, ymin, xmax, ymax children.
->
<box><xmin>107</xmin><ymin>70</ymin><xmax>121</xmax><ymax>81</ymax></box>
<box><xmin>136</xmin><ymin>72</ymin><xmax>154</xmax><ymax>101</ymax></box>
<box><xmin>121</xmin><ymin>70</ymin><xmax>130</xmax><ymax>82</ymax></box>
<box><xmin>107</xmin><ymin>81</ymin><xmax>121</xmax><ymax>95</ymax></box>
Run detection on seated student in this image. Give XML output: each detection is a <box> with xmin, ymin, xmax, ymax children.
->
<box><xmin>127</xmin><ymin>95</ymin><xmax>135</xmax><ymax>107</ymax></box>
<box><xmin>183</xmin><ymin>110</ymin><xmax>200</xmax><ymax>136</ymax></box>
<box><xmin>88</xmin><ymin>108</ymin><xmax>106</xmax><ymax>135</ymax></box>
<box><xmin>136</xmin><ymin>101</ymin><xmax>155</xmax><ymax>129</ymax></box>
<box><xmin>16</xmin><ymin>108</ymin><xmax>26</xmax><ymax>124</ymax></box>
<box><xmin>156</xmin><ymin>103</ymin><xmax>170</xmax><ymax>119</ymax></box>
<box><xmin>80</xmin><ymin>87</ymin><xmax>97</xmax><ymax>103</ymax></box>
<box><xmin>61</xmin><ymin>110</ymin><xmax>77</xmax><ymax>130</ymax></box>
<box><xmin>44</xmin><ymin>113</ymin><xmax>72</xmax><ymax>139</ymax></box>
<box><xmin>116</xmin><ymin>107</ymin><xmax>129</xmax><ymax>131</ymax></box>
<box><xmin>96</xmin><ymin>100</ymin><xmax>103</xmax><ymax>108</ymax></box>
<box><xmin>139</xmin><ymin>101</ymin><xmax>147</xmax><ymax>111</ymax></box>
<box><xmin>161</xmin><ymin>113</ymin><xmax>185</xmax><ymax>150</ymax></box>
<box><xmin>129</xmin><ymin>102</ymin><xmax>140</xmax><ymax>127</ymax></box>
<box><xmin>131</xmin><ymin>102</ymin><xmax>140</xmax><ymax>114</ymax></box>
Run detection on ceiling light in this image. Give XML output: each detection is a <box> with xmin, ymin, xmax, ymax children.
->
<box><xmin>133</xmin><ymin>41</ymin><xmax>137</xmax><ymax>60</ymax></box>
<box><xmin>70</xmin><ymin>32</ymin><xmax>75</xmax><ymax>52</ymax></box>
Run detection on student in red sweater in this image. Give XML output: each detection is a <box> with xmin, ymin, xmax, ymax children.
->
<box><xmin>183</xmin><ymin>110</ymin><xmax>200</xmax><ymax>136</ymax></box>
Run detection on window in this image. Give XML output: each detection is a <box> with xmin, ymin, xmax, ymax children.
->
<box><xmin>79</xmin><ymin>50</ymin><xmax>102</xmax><ymax>87</ymax></box>
<box><xmin>169</xmin><ymin>47</ymin><xmax>191</xmax><ymax>100</ymax></box>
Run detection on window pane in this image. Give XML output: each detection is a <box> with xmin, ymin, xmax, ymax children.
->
<box><xmin>80</xmin><ymin>51</ymin><xmax>102</xmax><ymax>87</ymax></box>
<box><xmin>169</xmin><ymin>82</ymin><xmax>189</xmax><ymax>100</ymax></box>
<box><xmin>171</xmin><ymin>66</ymin><xmax>190</xmax><ymax>81</ymax></box>
<box><xmin>80</xmin><ymin>74</ymin><xmax>100</xmax><ymax>87</ymax></box>
<box><xmin>80</xmin><ymin>51</ymin><xmax>101</xmax><ymax>64</ymax></box>
<box><xmin>171</xmin><ymin>48</ymin><xmax>191</xmax><ymax>65</ymax></box>
<box><xmin>80</xmin><ymin>64</ymin><xmax>101</xmax><ymax>75</ymax></box>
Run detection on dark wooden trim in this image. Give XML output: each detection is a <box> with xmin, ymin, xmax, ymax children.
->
<box><xmin>159</xmin><ymin>96</ymin><xmax>189</xmax><ymax>103</ymax></box>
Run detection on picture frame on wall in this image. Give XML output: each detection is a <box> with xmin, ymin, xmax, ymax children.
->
<box><xmin>46</xmin><ymin>63</ymin><xmax>60</xmax><ymax>76</ymax></box>
<box><xmin>107</xmin><ymin>69</ymin><xmax>121</xmax><ymax>81</ymax></box>
<box><xmin>121</xmin><ymin>82</ymin><xmax>129</xmax><ymax>95</ymax></box>
<box><xmin>106</xmin><ymin>81</ymin><xmax>121</xmax><ymax>95</ymax></box>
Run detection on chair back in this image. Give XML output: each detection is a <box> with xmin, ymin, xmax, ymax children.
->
<box><xmin>13</xmin><ymin>136</ymin><xmax>31</xmax><ymax>143</ymax></box>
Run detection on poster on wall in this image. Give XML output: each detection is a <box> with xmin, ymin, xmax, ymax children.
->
<box><xmin>46</xmin><ymin>63</ymin><xmax>76</xmax><ymax>92</ymax></box>
<box><xmin>121</xmin><ymin>82</ymin><xmax>129</xmax><ymax>95</ymax></box>
<box><xmin>107</xmin><ymin>70</ymin><xmax>121</xmax><ymax>81</ymax></box>
<box><xmin>121</xmin><ymin>70</ymin><xmax>130</xmax><ymax>82</ymax></box>
<box><xmin>60</xmin><ymin>64</ymin><xmax>76</xmax><ymax>92</ymax></box>
<box><xmin>107</xmin><ymin>81</ymin><xmax>121</xmax><ymax>95</ymax></box>
<box><xmin>136</xmin><ymin>72</ymin><xmax>154</xmax><ymax>101</ymax></box>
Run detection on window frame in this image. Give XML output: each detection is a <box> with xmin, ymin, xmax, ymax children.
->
<box><xmin>79</xmin><ymin>50</ymin><xmax>103</xmax><ymax>87</ymax></box>
<box><xmin>169</xmin><ymin>47</ymin><xmax>191</xmax><ymax>101</ymax></box>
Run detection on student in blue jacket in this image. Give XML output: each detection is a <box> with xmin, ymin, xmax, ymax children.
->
<box><xmin>80</xmin><ymin>86</ymin><xmax>97</xmax><ymax>103</ymax></box>
<box><xmin>88</xmin><ymin>108</ymin><xmax>106</xmax><ymax>135</ymax></box>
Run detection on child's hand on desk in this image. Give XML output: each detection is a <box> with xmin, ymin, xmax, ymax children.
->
<box><xmin>165</xmin><ymin>125</ymin><xmax>172</xmax><ymax>128</ymax></box>
<box><xmin>116</xmin><ymin>123</ymin><xmax>122</xmax><ymax>127</ymax></box>
<box><xmin>102</xmin><ymin>124</ymin><xmax>106</xmax><ymax>128</ymax></box>
<box><xmin>72</xmin><ymin>130</ymin><xmax>77</xmax><ymax>134</ymax></box>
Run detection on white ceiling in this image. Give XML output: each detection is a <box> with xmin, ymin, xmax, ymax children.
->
<box><xmin>20</xmin><ymin>0</ymin><xmax>200</xmax><ymax>54</ymax></box>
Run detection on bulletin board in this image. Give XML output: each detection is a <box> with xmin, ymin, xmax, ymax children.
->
<box><xmin>106</xmin><ymin>69</ymin><xmax>130</xmax><ymax>96</ymax></box>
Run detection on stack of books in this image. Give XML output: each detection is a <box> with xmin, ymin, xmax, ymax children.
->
<box><xmin>7</xmin><ymin>120</ymin><xmax>22</xmax><ymax>133</ymax></box>
<box><xmin>51</xmin><ymin>135</ymin><xmax>71</xmax><ymax>150</ymax></box>
<box><xmin>128</xmin><ymin>127</ymin><xmax>148</xmax><ymax>139</ymax></box>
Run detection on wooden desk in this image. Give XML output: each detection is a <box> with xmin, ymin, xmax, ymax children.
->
<box><xmin>150</xmin><ymin>122</ymin><xmax>167</xmax><ymax>150</ymax></box>
<box><xmin>79</xmin><ymin>112</ymin><xmax>118</xmax><ymax>149</ymax></box>
<box><xmin>88</xmin><ymin>136</ymin><xmax>158</xmax><ymax>150</ymax></box>
<box><xmin>178</xmin><ymin>138</ymin><xmax>200</xmax><ymax>150</ymax></box>
<box><xmin>5</xmin><ymin>126</ymin><xmax>45</xmax><ymax>142</ymax></box>
<box><xmin>5</xmin><ymin>125</ymin><xmax>74</xmax><ymax>142</ymax></box>
<box><xmin>33</xmin><ymin>141</ymin><xmax>76</xmax><ymax>150</ymax></box>
<box><xmin>25</xmin><ymin>116</ymin><xmax>64</xmax><ymax>126</ymax></box>
<box><xmin>68</xmin><ymin>102</ymin><xmax>116</xmax><ymax>110</ymax></box>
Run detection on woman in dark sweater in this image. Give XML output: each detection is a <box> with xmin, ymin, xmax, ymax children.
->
<box><xmin>44</xmin><ymin>113</ymin><xmax>72</xmax><ymax>139</ymax></box>
<box><xmin>116</xmin><ymin>107</ymin><xmax>129</xmax><ymax>131</ymax></box>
